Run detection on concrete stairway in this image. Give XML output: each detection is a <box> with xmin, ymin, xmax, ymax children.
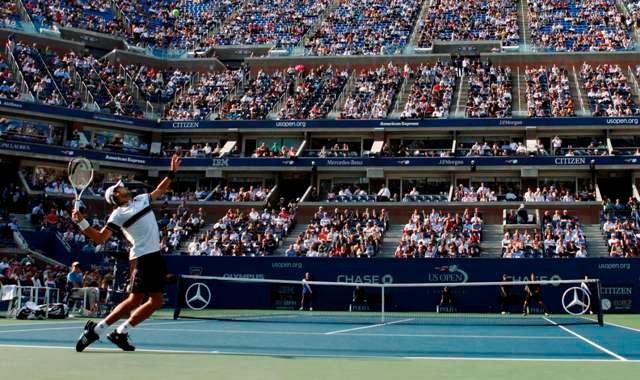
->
<box><xmin>480</xmin><ymin>224</ymin><xmax>504</xmax><ymax>257</ymax></box>
<box><xmin>273</xmin><ymin>223</ymin><xmax>308</xmax><ymax>255</ymax></box>
<box><xmin>378</xmin><ymin>224</ymin><xmax>405</xmax><ymax>257</ymax></box>
<box><xmin>583</xmin><ymin>224</ymin><xmax>609</xmax><ymax>257</ymax></box>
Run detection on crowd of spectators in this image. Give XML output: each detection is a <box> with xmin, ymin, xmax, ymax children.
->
<box><xmin>0</xmin><ymin>1</ymin><xmax>21</xmax><ymax>30</ymax></box>
<box><xmin>12</xmin><ymin>42</ymin><xmax>66</xmax><ymax>106</ymax></box>
<box><xmin>212</xmin><ymin>0</ymin><xmax>330</xmax><ymax>50</ymax></box>
<box><xmin>308</xmin><ymin>143</ymin><xmax>357</xmax><ymax>158</ymax></box>
<box><xmin>525</xmin><ymin>65</ymin><xmax>576</xmax><ymax>117</ymax></box>
<box><xmin>158</xmin><ymin>202</ymin><xmax>207</xmax><ymax>253</ymax></box>
<box><xmin>602</xmin><ymin>197</ymin><xmax>640</xmax><ymax>257</ymax></box>
<box><xmin>460</xmin><ymin>140</ymin><xmax>529</xmax><ymax>156</ymax></box>
<box><xmin>0</xmin><ymin>255</ymin><xmax>114</xmax><ymax>316</ymax></box>
<box><xmin>394</xmin><ymin>208</ymin><xmax>482</xmax><ymax>258</ymax></box>
<box><xmin>115</xmin><ymin>0</ymin><xmax>237</xmax><ymax>51</ymax></box>
<box><xmin>418</xmin><ymin>0</ymin><xmax>519</xmax><ymax>49</ymax></box>
<box><xmin>465</xmin><ymin>60</ymin><xmax>512</xmax><ymax>118</ymax></box>
<box><xmin>523</xmin><ymin>183</ymin><xmax>596</xmax><ymax>202</ymax></box>
<box><xmin>126</xmin><ymin>64</ymin><xmax>191</xmax><ymax>104</ymax></box>
<box><xmin>254</xmin><ymin>142</ymin><xmax>297</xmax><ymax>158</ymax></box>
<box><xmin>23</xmin><ymin>0</ymin><xmax>126</xmax><ymax>36</ymax></box>
<box><xmin>528</xmin><ymin>0</ymin><xmax>633</xmax><ymax>52</ymax></box>
<box><xmin>502</xmin><ymin>209</ymin><xmax>587</xmax><ymax>258</ymax></box>
<box><xmin>164</xmin><ymin>68</ymin><xmax>247</xmax><ymax>120</ymax></box>
<box><xmin>0</xmin><ymin>55</ymin><xmax>20</xmax><ymax>99</ymax></box>
<box><xmin>339</xmin><ymin>63</ymin><xmax>402</xmax><ymax>119</ymax></box>
<box><xmin>277</xmin><ymin>65</ymin><xmax>349</xmax><ymax>120</ymax></box>
<box><xmin>220</xmin><ymin>69</ymin><xmax>295</xmax><ymax>119</ymax></box>
<box><xmin>180</xmin><ymin>205</ymin><xmax>296</xmax><ymax>256</ymax></box>
<box><xmin>581</xmin><ymin>63</ymin><xmax>638</xmax><ymax>117</ymax></box>
<box><xmin>400</xmin><ymin>62</ymin><xmax>456</xmax><ymax>119</ymax></box>
<box><xmin>1</xmin><ymin>183</ymin><xmax>29</xmax><ymax>213</ymax></box>
<box><xmin>208</xmin><ymin>185</ymin><xmax>272</xmax><ymax>202</ymax></box>
<box><xmin>305</xmin><ymin>0</ymin><xmax>421</xmax><ymax>56</ymax></box>
<box><xmin>286</xmin><ymin>207</ymin><xmax>387</xmax><ymax>257</ymax></box>
<box><xmin>453</xmin><ymin>183</ymin><xmax>498</xmax><ymax>202</ymax></box>
<box><xmin>380</xmin><ymin>142</ymin><xmax>451</xmax><ymax>158</ymax></box>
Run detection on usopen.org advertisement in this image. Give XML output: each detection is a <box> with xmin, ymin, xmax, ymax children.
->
<box><xmin>166</xmin><ymin>257</ymin><xmax>640</xmax><ymax>314</ymax></box>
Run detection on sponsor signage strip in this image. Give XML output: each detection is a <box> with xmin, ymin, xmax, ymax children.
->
<box><xmin>2</xmin><ymin>141</ymin><xmax>640</xmax><ymax>168</ymax></box>
<box><xmin>2</xmin><ymin>98</ymin><xmax>640</xmax><ymax>130</ymax></box>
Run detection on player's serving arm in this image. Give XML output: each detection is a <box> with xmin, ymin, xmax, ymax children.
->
<box><xmin>72</xmin><ymin>154</ymin><xmax>181</xmax><ymax>352</ymax></box>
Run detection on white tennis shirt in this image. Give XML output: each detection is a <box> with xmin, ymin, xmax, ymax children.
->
<box><xmin>107</xmin><ymin>194</ymin><xmax>160</xmax><ymax>260</ymax></box>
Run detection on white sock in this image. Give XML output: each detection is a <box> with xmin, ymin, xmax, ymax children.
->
<box><xmin>116</xmin><ymin>321</ymin><xmax>132</xmax><ymax>334</ymax></box>
<box><xmin>93</xmin><ymin>320</ymin><xmax>109</xmax><ymax>336</ymax></box>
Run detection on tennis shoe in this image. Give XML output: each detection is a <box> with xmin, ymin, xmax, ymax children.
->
<box><xmin>107</xmin><ymin>331</ymin><xmax>135</xmax><ymax>351</ymax></box>
<box><xmin>75</xmin><ymin>320</ymin><xmax>99</xmax><ymax>352</ymax></box>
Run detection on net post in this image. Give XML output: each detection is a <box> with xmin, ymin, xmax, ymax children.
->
<box><xmin>173</xmin><ymin>275</ymin><xmax>183</xmax><ymax>320</ymax></box>
<box><xmin>596</xmin><ymin>279</ymin><xmax>604</xmax><ymax>326</ymax></box>
<box><xmin>381</xmin><ymin>285</ymin><xmax>385</xmax><ymax>323</ymax></box>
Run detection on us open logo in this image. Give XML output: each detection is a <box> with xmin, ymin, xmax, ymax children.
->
<box><xmin>185</xmin><ymin>282</ymin><xmax>212</xmax><ymax>311</ymax></box>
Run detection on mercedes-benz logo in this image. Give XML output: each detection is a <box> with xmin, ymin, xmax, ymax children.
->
<box><xmin>185</xmin><ymin>282</ymin><xmax>211</xmax><ymax>311</ymax></box>
<box><xmin>561</xmin><ymin>287</ymin><xmax>591</xmax><ymax>315</ymax></box>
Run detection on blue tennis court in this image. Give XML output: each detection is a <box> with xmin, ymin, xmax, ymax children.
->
<box><xmin>1</xmin><ymin>314</ymin><xmax>639</xmax><ymax>362</ymax></box>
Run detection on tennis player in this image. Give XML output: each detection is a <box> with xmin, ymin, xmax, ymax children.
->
<box><xmin>299</xmin><ymin>272</ymin><xmax>313</xmax><ymax>311</ymax></box>
<box><xmin>73</xmin><ymin>154</ymin><xmax>180</xmax><ymax>352</ymax></box>
<box><xmin>498</xmin><ymin>274</ymin><xmax>512</xmax><ymax>315</ymax></box>
<box><xmin>522</xmin><ymin>272</ymin><xmax>549</xmax><ymax>316</ymax></box>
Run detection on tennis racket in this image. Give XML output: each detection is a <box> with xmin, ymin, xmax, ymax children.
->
<box><xmin>68</xmin><ymin>157</ymin><xmax>94</xmax><ymax>212</ymax></box>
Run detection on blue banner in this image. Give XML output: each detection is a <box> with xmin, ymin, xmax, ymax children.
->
<box><xmin>159</xmin><ymin>117</ymin><xmax>640</xmax><ymax>130</ymax></box>
<box><xmin>0</xmin><ymin>98</ymin><xmax>156</xmax><ymax>128</ymax></box>
<box><xmin>3</xmin><ymin>97</ymin><xmax>640</xmax><ymax>130</ymax></box>
<box><xmin>0</xmin><ymin>140</ymin><xmax>151</xmax><ymax>166</ymax></box>
<box><xmin>167</xmin><ymin>257</ymin><xmax>640</xmax><ymax>313</ymax></box>
<box><xmin>2</xmin><ymin>140</ymin><xmax>640</xmax><ymax>168</ymax></box>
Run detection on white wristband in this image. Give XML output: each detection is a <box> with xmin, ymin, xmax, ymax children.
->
<box><xmin>77</xmin><ymin>219</ymin><xmax>90</xmax><ymax>231</ymax></box>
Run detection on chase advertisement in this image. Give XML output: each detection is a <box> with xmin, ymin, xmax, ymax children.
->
<box><xmin>167</xmin><ymin>257</ymin><xmax>640</xmax><ymax>314</ymax></box>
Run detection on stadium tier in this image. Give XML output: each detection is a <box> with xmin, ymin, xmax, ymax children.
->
<box><xmin>1</xmin><ymin>6</ymin><xmax>640</xmax><ymax>373</ymax></box>
<box><xmin>2</xmin><ymin>2</ymin><xmax>640</xmax><ymax>337</ymax></box>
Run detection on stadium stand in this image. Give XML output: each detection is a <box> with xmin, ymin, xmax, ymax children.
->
<box><xmin>464</xmin><ymin>60</ymin><xmax>512</xmax><ymax>118</ymax></box>
<box><xmin>528</xmin><ymin>0</ymin><xmax>633</xmax><ymax>51</ymax></box>
<box><xmin>524</xmin><ymin>65</ymin><xmax>576</xmax><ymax>117</ymax></box>
<box><xmin>399</xmin><ymin>61</ymin><xmax>456</xmax><ymax>119</ymax></box>
<box><xmin>580</xmin><ymin>63</ymin><xmax>638</xmax><ymax>116</ymax></box>
<box><xmin>417</xmin><ymin>0</ymin><xmax>520</xmax><ymax>49</ymax></box>
<box><xmin>304</xmin><ymin>0</ymin><xmax>422</xmax><ymax>55</ymax></box>
<box><xmin>394</xmin><ymin>209</ymin><xmax>482</xmax><ymax>258</ymax></box>
<box><xmin>286</xmin><ymin>207</ymin><xmax>387</xmax><ymax>257</ymax></box>
<box><xmin>338</xmin><ymin>63</ymin><xmax>403</xmax><ymax>119</ymax></box>
<box><xmin>179</xmin><ymin>206</ymin><xmax>296</xmax><ymax>256</ymax></box>
<box><xmin>212</xmin><ymin>0</ymin><xmax>331</xmax><ymax>51</ymax></box>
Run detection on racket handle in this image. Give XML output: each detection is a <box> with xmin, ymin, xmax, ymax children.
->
<box><xmin>74</xmin><ymin>199</ymin><xmax>81</xmax><ymax>212</ymax></box>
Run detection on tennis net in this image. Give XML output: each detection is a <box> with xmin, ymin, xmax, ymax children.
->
<box><xmin>173</xmin><ymin>275</ymin><xmax>604</xmax><ymax>326</ymax></box>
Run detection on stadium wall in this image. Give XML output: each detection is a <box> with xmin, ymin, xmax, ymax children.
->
<box><xmin>167</xmin><ymin>257</ymin><xmax>640</xmax><ymax>314</ymax></box>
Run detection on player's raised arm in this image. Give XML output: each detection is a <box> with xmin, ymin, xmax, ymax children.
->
<box><xmin>150</xmin><ymin>154</ymin><xmax>181</xmax><ymax>201</ymax></box>
<box><xmin>72</xmin><ymin>210</ymin><xmax>112</xmax><ymax>245</ymax></box>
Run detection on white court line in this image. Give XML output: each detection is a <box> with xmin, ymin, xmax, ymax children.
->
<box><xmin>0</xmin><ymin>320</ymin><xmax>205</xmax><ymax>334</ymax></box>
<box><xmin>0</xmin><ymin>343</ymin><xmax>638</xmax><ymax>363</ymax></box>
<box><xmin>603</xmin><ymin>321</ymin><xmax>640</xmax><ymax>334</ymax></box>
<box><xmin>579</xmin><ymin>316</ymin><xmax>640</xmax><ymax>334</ymax></box>
<box><xmin>543</xmin><ymin>317</ymin><xmax>627</xmax><ymax>361</ymax></box>
<box><xmin>324</xmin><ymin>318</ymin><xmax>415</xmax><ymax>335</ymax></box>
<box><xmin>139</xmin><ymin>327</ymin><xmax>576</xmax><ymax>340</ymax></box>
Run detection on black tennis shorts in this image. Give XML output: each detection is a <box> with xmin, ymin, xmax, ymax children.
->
<box><xmin>129</xmin><ymin>251</ymin><xmax>166</xmax><ymax>294</ymax></box>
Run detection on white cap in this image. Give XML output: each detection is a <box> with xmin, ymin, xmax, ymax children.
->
<box><xmin>104</xmin><ymin>180</ymin><xmax>124</xmax><ymax>205</ymax></box>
